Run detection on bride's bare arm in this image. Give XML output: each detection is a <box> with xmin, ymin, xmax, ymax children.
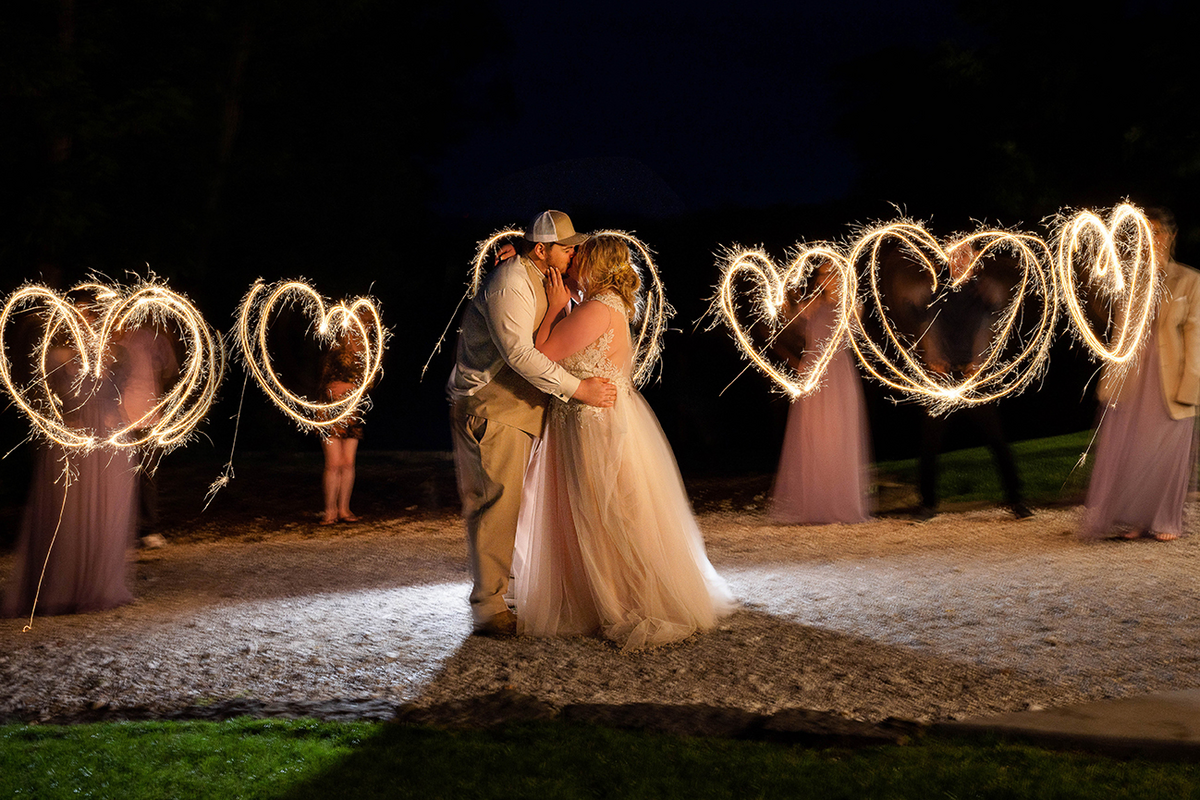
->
<box><xmin>536</xmin><ymin>300</ymin><xmax>610</xmax><ymax>362</ymax></box>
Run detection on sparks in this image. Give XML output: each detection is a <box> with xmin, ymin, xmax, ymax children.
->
<box><xmin>1051</xmin><ymin>202</ymin><xmax>1159</xmax><ymax>370</ymax></box>
<box><xmin>235</xmin><ymin>279</ymin><xmax>386</xmax><ymax>434</ymax></box>
<box><xmin>0</xmin><ymin>279</ymin><xmax>224</xmax><ymax>452</ymax></box>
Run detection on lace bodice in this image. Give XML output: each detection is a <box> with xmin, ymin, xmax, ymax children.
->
<box><xmin>552</xmin><ymin>293</ymin><xmax>634</xmax><ymax>423</ymax></box>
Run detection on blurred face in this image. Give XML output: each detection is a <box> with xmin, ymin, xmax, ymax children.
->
<box><xmin>1151</xmin><ymin>221</ymin><xmax>1175</xmax><ymax>265</ymax></box>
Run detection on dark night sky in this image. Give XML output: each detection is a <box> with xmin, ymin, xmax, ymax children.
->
<box><xmin>1</xmin><ymin>0</ymin><xmax>1197</xmax><ymax>478</ymax></box>
<box><xmin>434</xmin><ymin>0</ymin><xmax>967</xmax><ymax>218</ymax></box>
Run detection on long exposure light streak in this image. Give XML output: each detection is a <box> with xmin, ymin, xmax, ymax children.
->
<box><xmin>711</xmin><ymin>221</ymin><xmax>1058</xmax><ymax>412</ymax></box>
<box><xmin>592</xmin><ymin>230</ymin><xmax>672</xmax><ymax>386</ymax></box>
<box><xmin>235</xmin><ymin>279</ymin><xmax>386</xmax><ymax>434</ymax></box>
<box><xmin>1051</xmin><ymin>203</ymin><xmax>1159</xmax><ymax>369</ymax></box>
<box><xmin>0</xmin><ymin>279</ymin><xmax>225</xmax><ymax>452</ymax></box>
<box><xmin>847</xmin><ymin>222</ymin><xmax>1057</xmax><ymax>413</ymax></box>
<box><xmin>713</xmin><ymin>244</ymin><xmax>856</xmax><ymax>398</ymax></box>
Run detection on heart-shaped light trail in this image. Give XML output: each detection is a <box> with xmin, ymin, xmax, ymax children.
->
<box><xmin>236</xmin><ymin>279</ymin><xmax>385</xmax><ymax>433</ymax></box>
<box><xmin>0</xmin><ymin>277</ymin><xmax>223</xmax><ymax>631</ymax></box>
<box><xmin>848</xmin><ymin>221</ymin><xmax>1057</xmax><ymax>413</ymax></box>
<box><xmin>442</xmin><ymin>228</ymin><xmax>670</xmax><ymax>387</ymax></box>
<box><xmin>0</xmin><ymin>279</ymin><xmax>224</xmax><ymax>452</ymax></box>
<box><xmin>1052</xmin><ymin>203</ymin><xmax>1159</xmax><ymax>369</ymax></box>
<box><xmin>591</xmin><ymin>230</ymin><xmax>671</xmax><ymax>387</ymax></box>
<box><xmin>713</xmin><ymin>243</ymin><xmax>856</xmax><ymax>398</ymax></box>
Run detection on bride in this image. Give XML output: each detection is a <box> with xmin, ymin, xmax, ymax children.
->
<box><xmin>513</xmin><ymin>234</ymin><xmax>735</xmax><ymax>650</ymax></box>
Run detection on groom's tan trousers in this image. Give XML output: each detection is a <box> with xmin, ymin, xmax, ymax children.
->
<box><xmin>451</xmin><ymin>402</ymin><xmax>535</xmax><ymax>625</ymax></box>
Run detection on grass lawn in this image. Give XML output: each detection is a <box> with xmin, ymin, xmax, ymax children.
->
<box><xmin>4</xmin><ymin>718</ymin><xmax>1200</xmax><ymax>799</ymax></box>
<box><xmin>876</xmin><ymin>429</ymin><xmax>1096</xmax><ymax>506</ymax></box>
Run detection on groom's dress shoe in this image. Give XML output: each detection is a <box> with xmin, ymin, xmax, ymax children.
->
<box><xmin>472</xmin><ymin>609</ymin><xmax>517</xmax><ymax>637</ymax></box>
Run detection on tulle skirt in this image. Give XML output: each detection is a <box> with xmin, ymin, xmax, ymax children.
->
<box><xmin>3</xmin><ymin>445</ymin><xmax>137</xmax><ymax>617</ymax></box>
<box><xmin>515</xmin><ymin>389</ymin><xmax>736</xmax><ymax>650</ymax></box>
<box><xmin>770</xmin><ymin>348</ymin><xmax>872</xmax><ymax>524</ymax></box>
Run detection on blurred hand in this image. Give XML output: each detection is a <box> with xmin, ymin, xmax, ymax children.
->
<box><xmin>494</xmin><ymin>242</ymin><xmax>517</xmax><ymax>264</ymax></box>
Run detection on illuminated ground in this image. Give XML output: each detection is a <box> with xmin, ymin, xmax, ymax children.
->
<box><xmin>1</xmin><ymin>452</ymin><xmax>1197</xmax><ymax>724</ymax></box>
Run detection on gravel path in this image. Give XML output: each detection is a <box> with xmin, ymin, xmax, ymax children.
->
<box><xmin>4</xmin><ymin>500</ymin><xmax>1200</xmax><ymax>725</ymax></box>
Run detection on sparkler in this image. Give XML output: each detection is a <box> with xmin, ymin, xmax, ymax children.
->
<box><xmin>1051</xmin><ymin>203</ymin><xmax>1159</xmax><ymax>368</ymax></box>
<box><xmin>847</xmin><ymin>222</ymin><xmax>1058</xmax><ymax>413</ymax></box>
<box><xmin>711</xmin><ymin>222</ymin><xmax>1058</xmax><ymax>412</ymax></box>
<box><xmin>235</xmin><ymin>279</ymin><xmax>386</xmax><ymax>434</ymax></box>
<box><xmin>591</xmin><ymin>230</ymin><xmax>671</xmax><ymax>386</ymax></box>
<box><xmin>0</xmin><ymin>279</ymin><xmax>225</xmax><ymax>452</ymax></box>
<box><xmin>0</xmin><ymin>277</ymin><xmax>223</xmax><ymax>630</ymax></box>
<box><xmin>713</xmin><ymin>244</ymin><xmax>856</xmax><ymax>398</ymax></box>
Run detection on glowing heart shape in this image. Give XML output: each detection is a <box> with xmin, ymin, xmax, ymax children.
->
<box><xmin>1053</xmin><ymin>203</ymin><xmax>1159</xmax><ymax>366</ymax></box>
<box><xmin>0</xmin><ymin>280</ymin><xmax>225</xmax><ymax>450</ymax></box>
<box><xmin>715</xmin><ymin>244</ymin><xmax>857</xmax><ymax>397</ymax></box>
<box><xmin>848</xmin><ymin>222</ymin><xmax>1057</xmax><ymax>412</ymax></box>
<box><xmin>236</xmin><ymin>280</ymin><xmax>385</xmax><ymax>433</ymax></box>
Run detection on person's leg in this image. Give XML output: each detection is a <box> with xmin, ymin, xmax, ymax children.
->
<box><xmin>451</xmin><ymin>407</ymin><xmax>532</xmax><ymax>628</ymax></box>
<box><xmin>972</xmin><ymin>406</ymin><xmax>1028</xmax><ymax>515</ymax></box>
<box><xmin>918</xmin><ymin>412</ymin><xmax>946</xmax><ymax>514</ymax></box>
<box><xmin>321</xmin><ymin>437</ymin><xmax>343</xmax><ymax>524</ymax></box>
<box><xmin>337</xmin><ymin>438</ymin><xmax>359</xmax><ymax>520</ymax></box>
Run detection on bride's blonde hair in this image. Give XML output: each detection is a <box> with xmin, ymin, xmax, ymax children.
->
<box><xmin>578</xmin><ymin>235</ymin><xmax>640</xmax><ymax>319</ymax></box>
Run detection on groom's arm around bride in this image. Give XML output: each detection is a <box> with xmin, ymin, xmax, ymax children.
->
<box><xmin>447</xmin><ymin>210</ymin><xmax>615</xmax><ymax>635</ymax></box>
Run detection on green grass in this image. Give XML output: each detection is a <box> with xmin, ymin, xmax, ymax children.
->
<box><xmin>876</xmin><ymin>429</ymin><xmax>1097</xmax><ymax>506</ymax></box>
<box><xmin>4</xmin><ymin>719</ymin><xmax>1200</xmax><ymax>799</ymax></box>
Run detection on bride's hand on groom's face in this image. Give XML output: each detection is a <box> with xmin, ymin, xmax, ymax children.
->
<box><xmin>544</xmin><ymin>268</ymin><xmax>571</xmax><ymax>315</ymax></box>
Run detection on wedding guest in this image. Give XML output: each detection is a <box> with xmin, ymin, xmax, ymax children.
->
<box><xmin>769</xmin><ymin>261</ymin><xmax>873</xmax><ymax>524</ymax></box>
<box><xmin>1081</xmin><ymin>207</ymin><xmax>1200</xmax><ymax>541</ymax></box>
<box><xmin>3</xmin><ymin>293</ymin><xmax>138</xmax><ymax>617</ymax></box>
<box><xmin>318</xmin><ymin>312</ymin><xmax>374</xmax><ymax>525</ymax></box>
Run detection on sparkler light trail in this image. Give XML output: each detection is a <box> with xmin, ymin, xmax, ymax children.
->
<box><xmin>1051</xmin><ymin>203</ymin><xmax>1159</xmax><ymax>370</ymax></box>
<box><xmin>235</xmin><ymin>279</ymin><xmax>386</xmax><ymax>434</ymax></box>
<box><xmin>592</xmin><ymin>230</ymin><xmax>672</xmax><ymax>386</ymax></box>
<box><xmin>711</xmin><ymin>221</ymin><xmax>1058</xmax><ymax>412</ymax></box>
<box><xmin>847</xmin><ymin>222</ymin><xmax>1058</xmax><ymax>414</ymax></box>
<box><xmin>712</xmin><ymin>243</ymin><xmax>856</xmax><ymax>398</ymax></box>
<box><xmin>425</xmin><ymin>228</ymin><xmax>672</xmax><ymax>386</ymax></box>
<box><xmin>0</xmin><ymin>279</ymin><xmax>225</xmax><ymax>452</ymax></box>
<box><xmin>420</xmin><ymin>228</ymin><xmax>523</xmax><ymax>379</ymax></box>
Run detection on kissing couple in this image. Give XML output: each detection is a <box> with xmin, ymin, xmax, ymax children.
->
<box><xmin>448</xmin><ymin>210</ymin><xmax>734</xmax><ymax>650</ymax></box>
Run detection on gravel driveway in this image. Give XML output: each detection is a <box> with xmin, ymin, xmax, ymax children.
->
<box><xmin>3</xmin><ymin>460</ymin><xmax>1198</xmax><ymax>727</ymax></box>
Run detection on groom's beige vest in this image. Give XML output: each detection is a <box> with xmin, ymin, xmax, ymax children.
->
<box><xmin>458</xmin><ymin>258</ymin><xmax>551</xmax><ymax>437</ymax></box>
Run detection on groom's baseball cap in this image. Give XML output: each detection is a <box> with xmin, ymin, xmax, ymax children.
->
<box><xmin>525</xmin><ymin>210</ymin><xmax>588</xmax><ymax>246</ymax></box>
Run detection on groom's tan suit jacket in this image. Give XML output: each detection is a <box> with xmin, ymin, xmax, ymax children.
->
<box><xmin>448</xmin><ymin>255</ymin><xmax>580</xmax><ymax>623</ymax></box>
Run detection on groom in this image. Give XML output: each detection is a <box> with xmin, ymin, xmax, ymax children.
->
<box><xmin>448</xmin><ymin>210</ymin><xmax>617</xmax><ymax>636</ymax></box>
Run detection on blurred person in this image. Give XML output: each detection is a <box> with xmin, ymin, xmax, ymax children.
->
<box><xmin>3</xmin><ymin>292</ymin><xmax>138</xmax><ymax>617</ymax></box>
<box><xmin>318</xmin><ymin>310</ymin><xmax>375</xmax><ymax>525</ymax></box>
<box><xmin>1081</xmin><ymin>207</ymin><xmax>1200</xmax><ymax>541</ymax></box>
<box><xmin>769</xmin><ymin>261</ymin><xmax>873</xmax><ymax>524</ymax></box>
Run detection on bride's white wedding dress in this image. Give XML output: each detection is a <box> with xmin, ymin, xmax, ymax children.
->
<box><xmin>515</xmin><ymin>292</ymin><xmax>735</xmax><ymax>650</ymax></box>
